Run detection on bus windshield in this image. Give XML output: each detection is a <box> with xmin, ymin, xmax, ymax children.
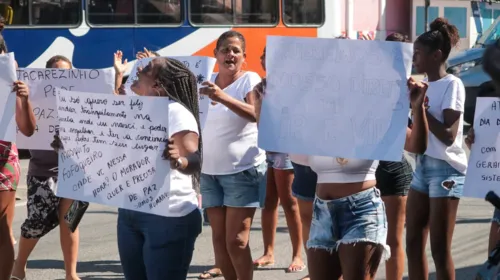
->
<box><xmin>477</xmin><ymin>16</ymin><xmax>500</xmax><ymax>47</ymax></box>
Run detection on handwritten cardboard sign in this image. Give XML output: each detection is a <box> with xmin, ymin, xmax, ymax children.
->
<box><xmin>258</xmin><ymin>36</ymin><xmax>413</xmax><ymax>161</ymax></box>
<box><xmin>464</xmin><ymin>97</ymin><xmax>500</xmax><ymax>198</ymax></box>
<box><xmin>124</xmin><ymin>56</ymin><xmax>216</xmax><ymax>128</ymax></box>
<box><xmin>16</xmin><ymin>68</ymin><xmax>115</xmax><ymax>150</ymax></box>
<box><xmin>55</xmin><ymin>90</ymin><xmax>172</xmax><ymax>217</ymax></box>
<box><xmin>0</xmin><ymin>53</ymin><xmax>18</xmax><ymax>142</ymax></box>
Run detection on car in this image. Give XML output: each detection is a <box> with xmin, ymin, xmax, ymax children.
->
<box><xmin>447</xmin><ymin>16</ymin><xmax>500</xmax><ymax>125</ymax></box>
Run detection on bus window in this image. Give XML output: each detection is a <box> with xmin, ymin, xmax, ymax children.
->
<box><xmin>0</xmin><ymin>0</ymin><xmax>29</xmax><ymax>25</ymax></box>
<box><xmin>88</xmin><ymin>0</ymin><xmax>134</xmax><ymax>25</ymax></box>
<box><xmin>283</xmin><ymin>0</ymin><xmax>324</xmax><ymax>26</ymax></box>
<box><xmin>32</xmin><ymin>0</ymin><xmax>81</xmax><ymax>25</ymax></box>
<box><xmin>137</xmin><ymin>0</ymin><xmax>182</xmax><ymax>25</ymax></box>
<box><xmin>189</xmin><ymin>0</ymin><xmax>279</xmax><ymax>26</ymax></box>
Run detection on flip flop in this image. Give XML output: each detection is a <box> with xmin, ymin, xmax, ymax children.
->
<box><xmin>198</xmin><ymin>270</ymin><xmax>222</xmax><ymax>279</ymax></box>
<box><xmin>286</xmin><ymin>264</ymin><xmax>306</xmax><ymax>273</ymax></box>
<box><xmin>253</xmin><ymin>260</ymin><xmax>275</xmax><ymax>268</ymax></box>
<box><xmin>10</xmin><ymin>276</ymin><xmax>26</xmax><ymax>280</ymax></box>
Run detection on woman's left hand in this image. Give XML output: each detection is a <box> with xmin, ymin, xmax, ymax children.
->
<box><xmin>13</xmin><ymin>81</ymin><xmax>29</xmax><ymax>99</ymax></box>
<box><xmin>163</xmin><ymin>138</ymin><xmax>184</xmax><ymax>169</ymax></box>
<box><xmin>200</xmin><ymin>81</ymin><xmax>224</xmax><ymax>102</ymax></box>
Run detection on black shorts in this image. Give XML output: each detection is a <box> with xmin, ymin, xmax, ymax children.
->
<box><xmin>376</xmin><ymin>157</ymin><xmax>412</xmax><ymax>197</ymax></box>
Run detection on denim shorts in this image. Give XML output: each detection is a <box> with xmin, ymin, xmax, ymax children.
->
<box><xmin>493</xmin><ymin>208</ymin><xmax>500</xmax><ymax>225</ymax></box>
<box><xmin>307</xmin><ymin>187</ymin><xmax>390</xmax><ymax>260</ymax></box>
<box><xmin>201</xmin><ymin>161</ymin><xmax>267</xmax><ymax>208</ymax></box>
<box><xmin>266</xmin><ymin>152</ymin><xmax>293</xmax><ymax>170</ymax></box>
<box><xmin>291</xmin><ymin>162</ymin><xmax>317</xmax><ymax>201</ymax></box>
<box><xmin>117</xmin><ymin>208</ymin><xmax>202</xmax><ymax>280</ymax></box>
<box><xmin>410</xmin><ymin>155</ymin><xmax>465</xmax><ymax>198</ymax></box>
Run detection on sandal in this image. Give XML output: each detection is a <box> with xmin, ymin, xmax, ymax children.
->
<box><xmin>10</xmin><ymin>276</ymin><xmax>26</xmax><ymax>280</ymax></box>
<box><xmin>198</xmin><ymin>270</ymin><xmax>222</xmax><ymax>279</ymax></box>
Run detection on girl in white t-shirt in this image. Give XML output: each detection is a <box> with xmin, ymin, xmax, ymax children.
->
<box><xmin>117</xmin><ymin>57</ymin><xmax>203</xmax><ymax>280</ymax></box>
<box><xmin>198</xmin><ymin>31</ymin><xmax>266</xmax><ymax>280</ymax></box>
<box><xmin>406</xmin><ymin>18</ymin><xmax>468</xmax><ymax>280</ymax></box>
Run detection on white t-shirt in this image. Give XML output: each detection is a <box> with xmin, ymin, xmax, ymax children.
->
<box><xmin>202</xmin><ymin>71</ymin><xmax>266</xmax><ymax>175</ymax></box>
<box><xmin>289</xmin><ymin>154</ymin><xmax>309</xmax><ymax>166</ymax></box>
<box><xmin>164</xmin><ymin>102</ymin><xmax>199</xmax><ymax>217</ymax></box>
<box><xmin>424</xmin><ymin>74</ymin><xmax>468</xmax><ymax>174</ymax></box>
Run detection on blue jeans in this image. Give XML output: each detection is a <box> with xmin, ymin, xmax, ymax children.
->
<box><xmin>291</xmin><ymin>162</ymin><xmax>317</xmax><ymax>201</ymax></box>
<box><xmin>117</xmin><ymin>208</ymin><xmax>202</xmax><ymax>280</ymax></box>
<box><xmin>201</xmin><ymin>161</ymin><xmax>267</xmax><ymax>208</ymax></box>
<box><xmin>410</xmin><ymin>155</ymin><xmax>465</xmax><ymax>198</ymax></box>
<box><xmin>266</xmin><ymin>152</ymin><xmax>294</xmax><ymax>170</ymax></box>
<box><xmin>307</xmin><ymin>188</ymin><xmax>390</xmax><ymax>260</ymax></box>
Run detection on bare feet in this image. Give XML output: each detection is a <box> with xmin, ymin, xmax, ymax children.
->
<box><xmin>253</xmin><ymin>254</ymin><xmax>275</xmax><ymax>268</ymax></box>
<box><xmin>285</xmin><ymin>256</ymin><xmax>306</xmax><ymax>273</ymax></box>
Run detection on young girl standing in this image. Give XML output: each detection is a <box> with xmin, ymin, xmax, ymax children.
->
<box><xmin>405</xmin><ymin>18</ymin><xmax>468</xmax><ymax>280</ymax></box>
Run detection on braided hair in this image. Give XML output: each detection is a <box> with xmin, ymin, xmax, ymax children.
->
<box><xmin>416</xmin><ymin>17</ymin><xmax>460</xmax><ymax>61</ymax></box>
<box><xmin>483</xmin><ymin>39</ymin><xmax>500</xmax><ymax>84</ymax></box>
<box><xmin>0</xmin><ymin>33</ymin><xmax>7</xmax><ymax>53</ymax></box>
<box><xmin>155</xmin><ymin>57</ymin><xmax>202</xmax><ymax>193</ymax></box>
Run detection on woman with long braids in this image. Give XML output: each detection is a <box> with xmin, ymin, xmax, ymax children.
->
<box><xmin>0</xmin><ymin>33</ymin><xmax>37</xmax><ymax>280</ymax></box>
<box><xmin>465</xmin><ymin>39</ymin><xmax>500</xmax><ymax>256</ymax></box>
<box><xmin>117</xmin><ymin>57</ymin><xmax>203</xmax><ymax>279</ymax></box>
<box><xmin>406</xmin><ymin>18</ymin><xmax>468</xmax><ymax>280</ymax></box>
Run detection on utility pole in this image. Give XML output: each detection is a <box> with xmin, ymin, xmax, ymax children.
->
<box><xmin>424</xmin><ymin>0</ymin><xmax>430</xmax><ymax>32</ymax></box>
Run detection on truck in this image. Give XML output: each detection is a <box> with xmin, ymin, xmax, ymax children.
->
<box><xmin>447</xmin><ymin>16</ymin><xmax>500</xmax><ymax>125</ymax></box>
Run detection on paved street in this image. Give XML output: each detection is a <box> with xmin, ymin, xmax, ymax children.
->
<box><xmin>13</xmin><ymin>140</ymin><xmax>493</xmax><ymax>280</ymax></box>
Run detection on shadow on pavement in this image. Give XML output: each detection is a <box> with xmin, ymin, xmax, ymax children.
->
<box><xmin>403</xmin><ymin>264</ymin><xmax>482</xmax><ymax>280</ymax></box>
<box><xmin>187</xmin><ymin>264</ymin><xmax>215</xmax><ymax>279</ymax></box>
<box><xmin>28</xmin><ymin>259</ymin><xmax>122</xmax><ymax>274</ymax></box>
<box><xmin>456</xmin><ymin>218</ymin><xmax>491</xmax><ymax>224</ymax></box>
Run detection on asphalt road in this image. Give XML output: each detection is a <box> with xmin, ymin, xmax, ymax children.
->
<box><xmin>13</xmin><ymin>138</ymin><xmax>492</xmax><ymax>280</ymax></box>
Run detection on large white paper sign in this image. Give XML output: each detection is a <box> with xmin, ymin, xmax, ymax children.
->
<box><xmin>56</xmin><ymin>90</ymin><xmax>172</xmax><ymax>216</ymax></box>
<box><xmin>0</xmin><ymin>53</ymin><xmax>18</xmax><ymax>142</ymax></box>
<box><xmin>258</xmin><ymin>36</ymin><xmax>413</xmax><ymax>161</ymax></box>
<box><xmin>16</xmin><ymin>68</ymin><xmax>115</xmax><ymax>150</ymax></box>
<box><xmin>124</xmin><ymin>56</ymin><xmax>216</xmax><ymax>128</ymax></box>
<box><xmin>464</xmin><ymin>97</ymin><xmax>500</xmax><ymax>198</ymax></box>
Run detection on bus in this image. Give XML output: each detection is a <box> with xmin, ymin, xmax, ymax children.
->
<box><xmin>1</xmin><ymin>0</ymin><xmax>329</xmax><ymax>77</ymax></box>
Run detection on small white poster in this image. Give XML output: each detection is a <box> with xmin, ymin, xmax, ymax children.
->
<box><xmin>464</xmin><ymin>97</ymin><xmax>500</xmax><ymax>199</ymax></box>
<box><xmin>16</xmin><ymin>68</ymin><xmax>115</xmax><ymax>150</ymax></box>
<box><xmin>258</xmin><ymin>36</ymin><xmax>413</xmax><ymax>161</ymax></box>
<box><xmin>124</xmin><ymin>56</ymin><xmax>216</xmax><ymax>128</ymax></box>
<box><xmin>56</xmin><ymin>89</ymin><xmax>172</xmax><ymax>216</ymax></box>
<box><xmin>0</xmin><ymin>53</ymin><xmax>18</xmax><ymax>142</ymax></box>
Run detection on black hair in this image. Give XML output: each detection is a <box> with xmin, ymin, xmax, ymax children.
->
<box><xmin>386</xmin><ymin>32</ymin><xmax>410</xmax><ymax>43</ymax></box>
<box><xmin>0</xmin><ymin>33</ymin><xmax>7</xmax><ymax>53</ymax></box>
<box><xmin>416</xmin><ymin>17</ymin><xmax>460</xmax><ymax>61</ymax></box>
<box><xmin>483</xmin><ymin>39</ymin><xmax>500</xmax><ymax>83</ymax></box>
<box><xmin>155</xmin><ymin>57</ymin><xmax>202</xmax><ymax>193</ymax></box>
<box><xmin>46</xmin><ymin>55</ymin><xmax>72</xmax><ymax>68</ymax></box>
<box><xmin>215</xmin><ymin>30</ymin><xmax>246</xmax><ymax>52</ymax></box>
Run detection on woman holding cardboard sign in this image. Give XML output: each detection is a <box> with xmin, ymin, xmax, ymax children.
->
<box><xmin>117</xmin><ymin>57</ymin><xmax>202</xmax><ymax>280</ymax></box>
<box><xmin>10</xmin><ymin>55</ymin><xmax>82</xmax><ymax>280</ymax></box>
<box><xmin>0</xmin><ymin>33</ymin><xmax>37</xmax><ymax>280</ymax></box>
<box><xmin>252</xmin><ymin>56</ymin><xmax>429</xmax><ymax>280</ymax></box>
<box><xmin>465</xmin><ymin>39</ymin><xmax>500</xmax><ymax>256</ymax></box>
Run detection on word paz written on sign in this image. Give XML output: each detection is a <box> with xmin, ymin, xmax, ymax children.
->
<box><xmin>0</xmin><ymin>53</ymin><xmax>18</xmax><ymax>142</ymax></box>
<box><xmin>56</xmin><ymin>89</ymin><xmax>173</xmax><ymax>217</ymax></box>
<box><xmin>124</xmin><ymin>56</ymin><xmax>216</xmax><ymax>128</ymax></box>
<box><xmin>464</xmin><ymin>97</ymin><xmax>500</xmax><ymax>199</ymax></box>
<box><xmin>258</xmin><ymin>36</ymin><xmax>413</xmax><ymax>161</ymax></box>
<box><xmin>16</xmin><ymin>68</ymin><xmax>115</xmax><ymax>150</ymax></box>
